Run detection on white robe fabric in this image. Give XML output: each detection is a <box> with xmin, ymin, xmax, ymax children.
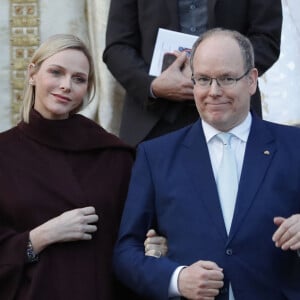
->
<box><xmin>80</xmin><ymin>0</ymin><xmax>125</xmax><ymax>136</ymax></box>
<box><xmin>259</xmin><ymin>0</ymin><xmax>300</xmax><ymax>126</ymax></box>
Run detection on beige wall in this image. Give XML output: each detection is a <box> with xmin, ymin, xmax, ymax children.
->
<box><xmin>0</xmin><ymin>0</ymin><xmax>12</xmax><ymax>132</ymax></box>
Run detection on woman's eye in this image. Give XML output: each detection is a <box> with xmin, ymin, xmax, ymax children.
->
<box><xmin>49</xmin><ymin>69</ymin><xmax>61</xmax><ymax>76</ymax></box>
<box><xmin>73</xmin><ymin>76</ymin><xmax>87</xmax><ymax>84</ymax></box>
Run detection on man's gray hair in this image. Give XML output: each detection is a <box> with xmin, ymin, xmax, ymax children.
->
<box><xmin>190</xmin><ymin>28</ymin><xmax>255</xmax><ymax>74</ymax></box>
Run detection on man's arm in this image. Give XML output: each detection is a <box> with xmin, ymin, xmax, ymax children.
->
<box><xmin>113</xmin><ymin>144</ymin><xmax>179</xmax><ymax>299</ymax></box>
<box><xmin>103</xmin><ymin>0</ymin><xmax>152</xmax><ymax>107</ymax></box>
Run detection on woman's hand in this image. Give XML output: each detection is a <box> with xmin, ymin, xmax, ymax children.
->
<box><xmin>29</xmin><ymin>206</ymin><xmax>99</xmax><ymax>254</ymax></box>
<box><xmin>144</xmin><ymin>229</ymin><xmax>168</xmax><ymax>258</ymax></box>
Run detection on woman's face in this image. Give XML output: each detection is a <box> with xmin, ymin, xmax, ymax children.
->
<box><xmin>30</xmin><ymin>49</ymin><xmax>90</xmax><ymax>120</ymax></box>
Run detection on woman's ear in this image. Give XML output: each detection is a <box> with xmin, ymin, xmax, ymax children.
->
<box><xmin>28</xmin><ymin>63</ymin><xmax>36</xmax><ymax>85</ymax></box>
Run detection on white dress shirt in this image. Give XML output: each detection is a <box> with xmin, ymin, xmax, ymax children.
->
<box><xmin>168</xmin><ymin>113</ymin><xmax>252</xmax><ymax>299</ymax></box>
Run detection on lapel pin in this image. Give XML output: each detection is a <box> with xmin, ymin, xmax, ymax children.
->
<box><xmin>263</xmin><ymin>150</ymin><xmax>270</xmax><ymax>155</ymax></box>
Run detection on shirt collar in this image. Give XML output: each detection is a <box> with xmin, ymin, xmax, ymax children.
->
<box><xmin>202</xmin><ymin>112</ymin><xmax>252</xmax><ymax>143</ymax></box>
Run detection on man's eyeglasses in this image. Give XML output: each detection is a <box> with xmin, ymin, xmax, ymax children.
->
<box><xmin>191</xmin><ymin>69</ymin><xmax>251</xmax><ymax>88</ymax></box>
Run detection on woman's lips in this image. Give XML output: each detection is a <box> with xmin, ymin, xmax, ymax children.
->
<box><xmin>52</xmin><ymin>93</ymin><xmax>71</xmax><ymax>102</ymax></box>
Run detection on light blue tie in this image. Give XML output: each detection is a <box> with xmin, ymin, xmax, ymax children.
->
<box><xmin>216</xmin><ymin>133</ymin><xmax>238</xmax><ymax>300</ymax></box>
<box><xmin>216</xmin><ymin>132</ymin><xmax>238</xmax><ymax>234</ymax></box>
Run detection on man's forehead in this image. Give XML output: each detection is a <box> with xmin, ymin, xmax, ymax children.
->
<box><xmin>193</xmin><ymin>36</ymin><xmax>243</xmax><ymax>68</ymax></box>
<box><xmin>198</xmin><ymin>34</ymin><xmax>239</xmax><ymax>52</ymax></box>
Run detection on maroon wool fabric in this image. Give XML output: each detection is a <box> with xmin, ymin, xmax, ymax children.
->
<box><xmin>0</xmin><ymin>109</ymin><xmax>134</xmax><ymax>300</ymax></box>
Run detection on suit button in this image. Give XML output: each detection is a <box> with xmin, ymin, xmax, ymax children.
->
<box><xmin>226</xmin><ymin>248</ymin><xmax>233</xmax><ymax>255</ymax></box>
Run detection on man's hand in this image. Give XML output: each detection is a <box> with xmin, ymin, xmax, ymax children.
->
<box><xmin>151</xmin><ymin>52</ymin><xmax>194</xmax><ymax>101</ymax></box>
<box><xmin>178</xmin><ymin>260</ymin><xmax>224</xmax><ymax>300</ymax></box>
<box><xmin>273</xmin><ymin>214</ymin><xmax>300</xmax><ymax>251</ymax></box>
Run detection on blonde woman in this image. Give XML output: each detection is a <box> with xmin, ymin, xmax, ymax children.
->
<box><xmin>0</xmin><ymin>34</ymin><xmax>166</xmax><ymax>300</ymax></box>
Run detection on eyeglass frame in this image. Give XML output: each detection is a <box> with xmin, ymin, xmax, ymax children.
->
<box><xmin>191</xmin><ymin>68</ymin><xmax>251</xmax><ymax>88</ymax></box>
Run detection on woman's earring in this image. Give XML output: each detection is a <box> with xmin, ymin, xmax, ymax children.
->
<box><xmin>29</xmin><ymin>79</ymin><xmax>34</xmax><ymax>86</ymax></box>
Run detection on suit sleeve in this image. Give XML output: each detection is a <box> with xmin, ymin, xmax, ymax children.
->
<box><xmin>103</xmin><ymin>0</ymin><xmax>155</xmax><ymax>108</ymax></box>
<box><xmin>113</xmin><ymin>144</ymin><xmax>179</xmax><ymax>300</ymax></box>
<box><xmin>247</xmin><ymin>0</ymin><xmax>282</xmax><ymax>76</ymax></box>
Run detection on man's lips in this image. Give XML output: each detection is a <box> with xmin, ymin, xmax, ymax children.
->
<box><xmin>204</xmin><ymin>102</ymin><xmax>232</xmax><ymax>112</ymax></box>
<box><xmin>206</xmin><ymin>101</ymin><xmax>230</xmax><ymax>106</ymax></box>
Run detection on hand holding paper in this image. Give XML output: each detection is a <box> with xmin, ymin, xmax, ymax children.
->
<box><xmin>151</xmin><ymin>52</ymin><xmax>194</xmax><ymax>101</ymax></box>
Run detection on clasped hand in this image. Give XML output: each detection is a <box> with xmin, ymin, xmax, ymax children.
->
<box><xmin>178</xmin><ymin>260</ymin><xmax>224</xmax><ymax>300</ymax></box>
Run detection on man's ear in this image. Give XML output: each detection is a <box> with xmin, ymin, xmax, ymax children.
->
<box><xmin>248</xmin><ymin>68</ymin><xmax>258</xmax><ymax>96</ymax></box>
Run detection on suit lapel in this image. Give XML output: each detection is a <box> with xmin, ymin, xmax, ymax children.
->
<box><xmin>229</xmin><ymin>115</ymin><xmax>276</xmax><ymax>241</ymax></box>
<box><xmin>181</xmin><ymin>121</ymin><xmax>228</xmax><ymax>241</ymax></box>
<box><xmin>181</xmin><ymin>116</ymin><xmax>277</xmax><ymax>243</ymax></box>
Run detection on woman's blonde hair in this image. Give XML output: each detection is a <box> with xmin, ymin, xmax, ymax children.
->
<box><xmin>21</xmin><ymin>34</ymin><xmax>96</xmax><ymax>122</ymax></box>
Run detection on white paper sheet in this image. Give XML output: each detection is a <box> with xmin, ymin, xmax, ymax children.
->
<box><xmin>149</xmin><ymin>28</ymin><xmax>198</xmax><ymax>76</ymax></box>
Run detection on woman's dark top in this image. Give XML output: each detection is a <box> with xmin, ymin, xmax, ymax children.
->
<box><xmin>0</xmin><ymin>109</ymin><xmax>134</xmax><ymax>300</ymax></box>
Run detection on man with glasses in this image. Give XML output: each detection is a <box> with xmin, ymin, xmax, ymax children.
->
<box><xmin>113</xmin><ymin>28</ymin><xmax>300</xmax><ymax>299</ymax></box>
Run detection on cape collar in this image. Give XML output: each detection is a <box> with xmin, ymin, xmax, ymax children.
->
<box><xmin>18</xmin><ymin>109</ymin><xmax>133</xmax><ymax>152</ymax></box>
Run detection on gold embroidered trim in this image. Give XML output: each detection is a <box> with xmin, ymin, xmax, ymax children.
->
<box><xmin>10</xmin><ymin>0</ymin><xmax>40</xmax><ymax>125</ymax></box>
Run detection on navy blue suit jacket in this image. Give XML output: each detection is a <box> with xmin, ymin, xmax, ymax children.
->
<box><xmin>114</xmin><ymin>114</ymin><xmax>300</xmax><ymax>299</ymax></box>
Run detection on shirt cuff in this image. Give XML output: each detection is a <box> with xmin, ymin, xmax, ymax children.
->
<box><xmin>297</xmin><ymin>249</ymin><xmax>300</xmax><ymax>257</ymax></box>
<box><xmin>149</xmin><ymin>84</ymin><xmax>158</xmax><ymax>99</ymax></box>
<box><xmin>168</xmin><ymin>266</ymin><xmax>185</xmax><ymax>297</ymax></box>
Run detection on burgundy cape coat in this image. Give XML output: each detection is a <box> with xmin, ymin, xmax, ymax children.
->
<box><xmin>0</xmin><ymin>109</ymin><xmax>134</xmax><ymax>300</ymax></box>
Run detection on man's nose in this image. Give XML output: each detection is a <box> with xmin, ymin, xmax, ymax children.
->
<box><xmin>209</xmin><ymin>78</ymin><xmax>222</xmax><ymax>95</ymax></box>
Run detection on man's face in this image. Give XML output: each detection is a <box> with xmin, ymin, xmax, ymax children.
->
<box><xmin>192</xmin><ymin>35</ymin><xmax>258</xmax><ymax>131</ymax></box>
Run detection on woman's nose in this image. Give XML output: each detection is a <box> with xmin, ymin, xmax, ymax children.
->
<box><xmin>60</xmin><ymin>77</ymin><xmax>71</xmax><ymax>91</ymax></box>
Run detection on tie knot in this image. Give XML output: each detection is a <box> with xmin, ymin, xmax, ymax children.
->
<box><xmin>217</xmin><ymin>132</ymin><xmax>232</xmax><ymax>146</ymax></box>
